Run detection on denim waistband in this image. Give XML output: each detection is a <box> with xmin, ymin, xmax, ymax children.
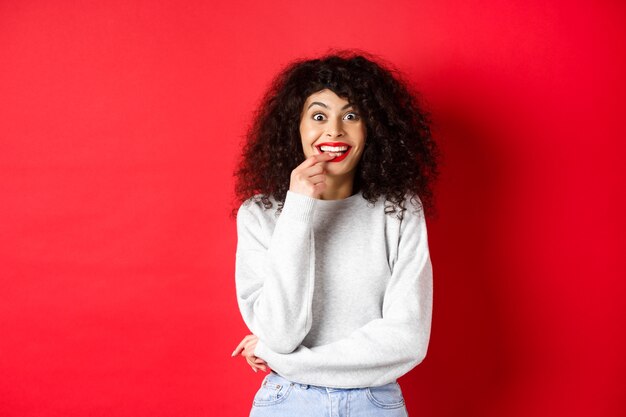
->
<box><xmin>269</xmin><ymin>370</ymin><xmax>373</xmax><ymax>392</ymax></box>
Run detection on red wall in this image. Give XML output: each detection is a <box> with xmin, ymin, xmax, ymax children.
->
<box><xmin>1</xmin><ymin>1</ymin><xmax>624</xmax><ymax>416</ymax></box>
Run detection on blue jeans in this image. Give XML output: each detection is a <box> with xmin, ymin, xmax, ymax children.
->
<box><xmin>249</xmin><ymin>370</ymin><xmax>409</xmax><ymax>417</ymax></box>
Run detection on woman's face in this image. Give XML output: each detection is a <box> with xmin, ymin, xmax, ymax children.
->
<box><xmin>299</xmin><ymin>89</ymin><xmax>366</xmax><ymax>179</ymax></box>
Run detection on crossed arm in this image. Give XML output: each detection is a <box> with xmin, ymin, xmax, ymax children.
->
<box><xmin>231</xmin><ymin>191</ymin><xmax>432</xmax><ymax>386</ymax></box>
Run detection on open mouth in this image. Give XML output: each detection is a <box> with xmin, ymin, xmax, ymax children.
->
<box><xmin>315</xmin><ymin>142</ymin><xmax>352</xmax><ymax>163</ymax></box>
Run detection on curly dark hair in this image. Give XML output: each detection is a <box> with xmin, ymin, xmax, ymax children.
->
<box><xmin>232</xmin><ymin>49</ymin><xmax>440</xmax><ymax>220</ymax></box>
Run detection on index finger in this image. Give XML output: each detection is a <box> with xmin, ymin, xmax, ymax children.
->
<box><xmin>231</xmin><ymin>336</ymin><xmax>253</xmax><ymax>357</ymax></box>
<box><xmin>300</xmin><ymin>152</ymin><xmax>337</xmax><ymax>168</ymax></box>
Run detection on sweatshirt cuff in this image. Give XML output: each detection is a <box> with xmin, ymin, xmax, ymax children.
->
<box><xmin>254</xmin><ymin>338</ymin><xmax>271</xmax><ymax>360</ymax></box>
<box><xmin>280</xmin><ymin>191</ymin><xmax>317</xmax><ymax>223</ymax></box>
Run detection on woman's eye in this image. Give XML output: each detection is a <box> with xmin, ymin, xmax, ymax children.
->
<box><xmin>344</xmin><ymin>112</ymin><xmax>360</xmax><ymax>120</ymax></box>
<box><xmin>313</xmin><ymin>113</ymin><xmax>326</xmax><ymax>121</ymax></box>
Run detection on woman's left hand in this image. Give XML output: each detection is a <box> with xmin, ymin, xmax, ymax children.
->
<box><xmin>231</xmin><ymin>334</ymin><xmax>269</xmax><ymax>373</ymax></box>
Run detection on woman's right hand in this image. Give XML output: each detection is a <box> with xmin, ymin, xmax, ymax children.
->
<box><xmin>289</xmin><ymin>152</ymin><xmax>338</xmax><ymax>199</ymax></box>
<box><xmin>232</xmin><ymin>334</ymin><xmax>269</xmax><ymax>373</ymax></box>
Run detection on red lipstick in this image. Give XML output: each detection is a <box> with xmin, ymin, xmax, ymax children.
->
<box><xmin>315</xmin><ymin>142</ymin><xmax>352</xmax><ymax>163</ymax></box>
<box><xmin>328</xmin><ymin>148</ymin><xmax>351</xmax><ymax>162</ymax></box>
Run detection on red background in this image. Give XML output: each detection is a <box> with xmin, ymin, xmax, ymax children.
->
<box><xmin>1</xmin><ymin>1</ymin><xmax>625</xmax><ymax>416</ymax></box>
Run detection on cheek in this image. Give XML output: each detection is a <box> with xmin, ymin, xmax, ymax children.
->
<box><xmin>300</xmin><ymin>125</ymin><xmax>320</xmax><ymax>145</ymax></box>
<box><xmin>360</xmin><ymin>125</ymin><xmax>367</xmax><ymax>144</ymax></box>
<box><xmin>299</xmin><ymin>122</ymin><xmax>309</xmax><ymax>139</ymax></box>
<box><xmin>299</xmin><ymin>128</ymin><xmax>314</xmax><ymax>156</ymax></box>
<box><xmin>348</xmin><ymin>124</ymin><xmax>367</xmax><ymax>145</ymax></box>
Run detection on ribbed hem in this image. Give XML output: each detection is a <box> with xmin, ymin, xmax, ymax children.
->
<box><xmin>280</xmin><ymin>191</ymin><xmax>317</xmax><ymax>223</ymax></box>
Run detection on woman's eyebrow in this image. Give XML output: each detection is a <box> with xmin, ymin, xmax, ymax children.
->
<box><xmin>307</xmin><ymin>102</ymin><xmax>354</xmax><ymax>110</ymax></box>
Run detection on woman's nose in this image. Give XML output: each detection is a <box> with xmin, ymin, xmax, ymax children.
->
<box><xmin>325</xmin><ymin>119</ymin><xmax>344</xmax><ymax>137</ymax></box>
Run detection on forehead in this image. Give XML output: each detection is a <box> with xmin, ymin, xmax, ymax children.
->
<box><xmin>303</xmin><ymin>89</ymin><xmax>351</xmax><ymax>107</ymax></box>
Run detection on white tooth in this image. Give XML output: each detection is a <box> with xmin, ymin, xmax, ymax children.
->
<box><xmin>320</xmin><ymin>145</ymin><xmax>348</xmax><ymax>152</ymax></box>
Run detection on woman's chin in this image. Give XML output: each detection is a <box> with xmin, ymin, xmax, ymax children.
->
<box><xmin>325</xmin><ymin>166</ymin><xmax>357</xmax><ymax>179</ymax></box>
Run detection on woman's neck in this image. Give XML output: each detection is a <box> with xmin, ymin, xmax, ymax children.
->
<box><xmin>318</xmin><ymin>174</ymin><xmax>355</xmax><ymax>200</ymax></box>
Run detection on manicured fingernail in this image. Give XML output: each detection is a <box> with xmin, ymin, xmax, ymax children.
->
<box><xmin>253</xmin><ymin>368</ymin><xmax>258</xmax><ymax>373</ymax></box>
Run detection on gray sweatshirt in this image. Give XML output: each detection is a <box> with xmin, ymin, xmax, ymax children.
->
<box><xmin>235</xmin><ymin>190</ymin><xmax>433</xmax><ymax>388</ymax></box>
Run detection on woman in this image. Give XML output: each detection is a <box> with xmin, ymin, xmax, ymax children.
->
<box><xmin>230</xmin><ymin>50</ymin><xmax>439</xmax><ymax>416</ymax></box>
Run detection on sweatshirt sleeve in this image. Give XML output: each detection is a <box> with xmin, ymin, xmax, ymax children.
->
<box><xmin>235</xmin><ymin>191</ymin><xmax>318</xmax><ymax>354</ymax></box>
<box><xmin>253</xmin><ymin>202</ymin><xmax>433</xmax><ymax>388</ymax></box>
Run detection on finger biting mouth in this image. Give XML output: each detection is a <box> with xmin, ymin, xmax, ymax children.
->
<box><xmin>315</xmin><ymin>143</ymin><xmax>353</xmax><ymax>163</ymax></box>
<box><xmin>315</xmin><ymin>144</ymin><xmax>352</xmax><ymax>155</ymax></box>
